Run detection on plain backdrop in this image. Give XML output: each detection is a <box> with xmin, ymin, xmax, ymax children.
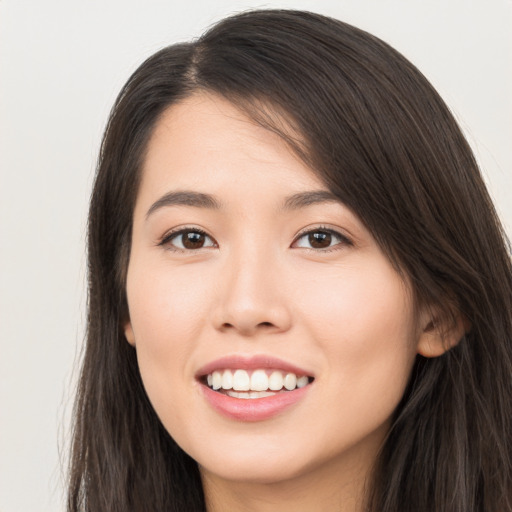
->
<box><xmin>0</xmin><ymin>1</ymin><xmax>510</xmax><ymax>511</ymax></box>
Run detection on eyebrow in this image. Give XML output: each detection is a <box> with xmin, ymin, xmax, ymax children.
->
<box><xmin>146</xmin><ymin>191</ymin><xmax>221</xmax><ymax>219</ymax></box>
<box><xmin>145</xmin><ymin>189</ymin><xmax>341</xmax><ymax>219</ymax></box>
<box><xmin>282</xmin><ymin>190</ymin><xmax>341</xmax><ymax>210</ymax></box>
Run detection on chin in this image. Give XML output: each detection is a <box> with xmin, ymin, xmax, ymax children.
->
<box><xmin>200</xmin><ymin>453</ymin><xmax>311</xmax><ymax>485</ymax></box>
<box><xmin>182</xmin><ymin>432</ymin><xmax>314</xmax><ymax>484</ymax></box>
<box><xmin>201</xmin><ymin>436</ymin><xmax>358</xmax><ymax>489</ymax></box>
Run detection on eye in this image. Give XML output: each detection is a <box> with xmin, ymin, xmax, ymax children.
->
<box><xmin>292</xmin><ymin>227</ymin><xmax>351</xmax><ymax>250</ymax></box>
<box><xmin>161</xmin><ymin>228</ymin><xmax>216</xmax><ymax>251</ymax></box>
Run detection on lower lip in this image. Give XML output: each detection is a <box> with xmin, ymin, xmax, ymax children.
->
<box><xmin>200</xmin><ymin>384</ymin><xmax>311</xmax><ymax>422</ymax></box>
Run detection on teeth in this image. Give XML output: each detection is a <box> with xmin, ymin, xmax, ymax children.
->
<box><xmin>221</xmin><ymin>370</ymin><xmax>233</xmax><ymax>390</ymax></box>
<box><xmin>205</xmin><ymin>369</ymin><xmax>310</xmax><ymax>393</ymax></box>
<box><xmin>227</xmin><ymin>390</ymin><xmax>276</xmax><ymax>399</ymax></box>
<box><xmin>233</xmin><ymin>369</ymin><xmax>250</xmax><ymax>391</ymax></box>
<box><xmin>296</xmin><ymin>375</ymin><xmax>309</xmax><ymax>388</ymax></box>
<box><xmin>284</xmin><ymin>373</ymin><xmax>297</xmax><ymax>391</ymax></box>
<box><xmin>212</xmin><ymin>371</ymin><xmax>222</xmax><ymax>390</ymax></box>
<box><xmin>268</xmin><ymin>371</ymin><xmax>284</xmax><ymax>391</ymax></box>
<box><xmin>250</xmin><ymin>369</ymin><xmax>268</xmax><ymax>391</ymax></box>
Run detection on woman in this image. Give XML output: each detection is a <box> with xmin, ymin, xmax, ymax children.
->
<box><xmin>68</xmin><ymin>9</ymin><xmax>512</xmax><ymax>512</ymax></box>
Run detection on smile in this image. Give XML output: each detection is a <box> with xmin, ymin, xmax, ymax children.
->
<box><xmin>205</xmin><ymin>369</ymin><xmax>311</xmax><ymax>398</ymax></box>
<box><xmin>197</xmin><ymin>356</ymin><xmax>315</xmax><ymax>421</ymax></box>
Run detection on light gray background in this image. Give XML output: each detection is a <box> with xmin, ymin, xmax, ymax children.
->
<box><xmin>0</xmin><ymin>1</ymin><xmax>510</xmax><ymax>511</ymax></box>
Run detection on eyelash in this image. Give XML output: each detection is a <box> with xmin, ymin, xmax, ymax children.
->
<box><xmin>293</xmin><ymin>225</ymin><xmax>353</xmax><ymax>252</ymax></box>
<box><xmin>158</xmin><ymin>225</ymin><xmax>352</xmax><ymax>253</ymax></box>
<box><xmin>159</xmin><ymin>226</ymin><xmax>216</xmax><ymax>252</ymax></box>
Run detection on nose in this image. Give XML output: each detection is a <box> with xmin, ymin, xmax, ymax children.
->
<box><xmin>212</xmin><ymin>247</ymin><xmax>292</xmax><ymax>337</ymax></box>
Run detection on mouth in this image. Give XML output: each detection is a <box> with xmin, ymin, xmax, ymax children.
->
<box><xmin>196</xmin><ymin>355</ymin><xmax>316</xmax><ymax>410</ymax></box>
<box><xmin>197</xmin><ymin>357</ymin><xmax>315</xmax><ymax>421</ymax></box>
<box><xmin>200</xmin><ymin>368</ymin><xmax>314</xmax><ymax>399</ymax></box>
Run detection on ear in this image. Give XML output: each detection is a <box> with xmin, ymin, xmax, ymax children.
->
<box><xmin>124</xmin><ymin>321</ymin><xmax>136</xmax><ymax>346</ymax></box>
<box><xmin>416</xmin><ymin>308</ymin><xmax>467</xmax><ymax>358</ymax></box>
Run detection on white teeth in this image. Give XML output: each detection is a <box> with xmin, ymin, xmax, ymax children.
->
<box><xmin>212</xmin><ymin>371</ymin><xmax>222</xmax><ymax>390</ymax></box>
<box><xmin>205</xmin><ymin>368</ymin><xmax>311</xmax><ymax>393</ymax></box>
<box><xmin>221</xmin><ymin>370</ymin><xmax>233</xmax><ymax>390</ymax></box>
<box><xmin>233</xmin><ymin>369</ymin><xmax>250</xmax><ymax>391</ymax></box>
<box><xmin>284</xmin><ymin>373</ymin><xmax>297</xmax><ymax>391</ymax></box>
<box><xmin>268</xmin><ymin>371</ymin><xmax>284</xmax><ymax>391</ymax></box>
<box><xmin>227</xmin><ymin>390</ymin><xmax>277</xmax><ymax>399</ymax></box>
<box><xmin>250</xmin><ymin>369</ymin><xmax>269</xmax><ymax>391</ymax></box>
<box><xmin>296</xmin><ymin>375</ymin><xmax>309</xmax><ymax>388</ymax></box>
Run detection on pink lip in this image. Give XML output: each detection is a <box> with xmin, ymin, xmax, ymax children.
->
<box><xmin>195</xmin><ymin>354</ymin><xmax>314</xmax><ymax>378</ymax></box>
<box><xmin>196</xmin><ymin>354</ymin><xmax>314</xmax><ymax>422</ymax></box>
<box><xmin>200</xmin><ymin>384</ymin><xmax>311</xmax><ymax>422</ymax></box>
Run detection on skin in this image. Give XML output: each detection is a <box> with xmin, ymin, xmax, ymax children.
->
<box><xmin>124</xmin><ymin>92</ymin><xmax>459</xmax><ymax>512</ymax></box>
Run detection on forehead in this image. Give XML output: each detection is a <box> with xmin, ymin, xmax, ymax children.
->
<box><xmin>138</xmin><ymin>92</ymin><xmax>326</xmax><ymax>204</ymax></box>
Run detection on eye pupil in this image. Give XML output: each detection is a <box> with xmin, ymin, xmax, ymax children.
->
<box><xmin>183</xmin><ymin>231</ymin><xmax>205</xmax><ymax>249</ymax></box>
<box><xmin>309</xmin><ymin>231</ymin><xmax>331</xmax><ymax>248</ymax></box>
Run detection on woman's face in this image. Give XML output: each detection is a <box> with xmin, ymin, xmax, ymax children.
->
<box><xmin>124</xmin><ymin>92</ymin><xmax>426</xmax><ymax>487</ymax></box>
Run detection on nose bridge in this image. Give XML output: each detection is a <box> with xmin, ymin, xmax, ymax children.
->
<box><xmin>230</xmin><ymin>241</ymin><xmax>273</xmax><ymax>303</ymax></box>
<box><xmin>214</xmin><ymin>238</ymin><xmax>291</xmax><ymax>335</ymax></box>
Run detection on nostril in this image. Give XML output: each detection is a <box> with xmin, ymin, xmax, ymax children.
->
<box><xmin>219</xmin><ymin>321</ymin><xmax>277</xmax><ymax>333</ymax></box>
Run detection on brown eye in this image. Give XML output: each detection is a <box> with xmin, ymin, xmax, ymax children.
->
<box><xmin>293</xmin><ymin>228</ymin><xmax>350</xmax><ymax>251</ymax></box>
<box><xmin>182</xmin><ymin>231</ymin><xmax>206</xmax><ymax>249</ymax></box>
<box><xmin>165</xmin><ymin>229</ymin><xmax>215</xmax><ymax>250</ymax></box>
<box><xmin>308</xmin><ymin>231</ymin><xmax>332</xmax><ymax>249</ymax></box>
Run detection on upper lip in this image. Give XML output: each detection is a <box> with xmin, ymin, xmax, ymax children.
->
<box><xmin>195</xmin><ymin>354</ymin><xmax>314</xmax><ymax>378</ymax></box>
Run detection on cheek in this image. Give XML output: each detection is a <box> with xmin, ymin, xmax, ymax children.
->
<box><xmin>295</xmin><ymin>261</ymin><xmax>417</xmax><ymax>405</ymax></box>
<box><xmin>297</xmin><ymin>260</ymin><xmax>414</xmax><ymax>338</ymax></box>
<box><xmin>127</xmin><ymin>259</ymin><xmax>212</xmax><ymax>346</ymax></box>
<box><xmin>124</xmin><ymin>260</ymin><xmax>213</xmax><ymax>416</ymax></box>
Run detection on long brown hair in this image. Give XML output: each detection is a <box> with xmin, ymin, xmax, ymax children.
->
<box><xmin>68</xmin><ymin>9</ymin><xmax>512</xmax><ymax>511</ymax></box>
